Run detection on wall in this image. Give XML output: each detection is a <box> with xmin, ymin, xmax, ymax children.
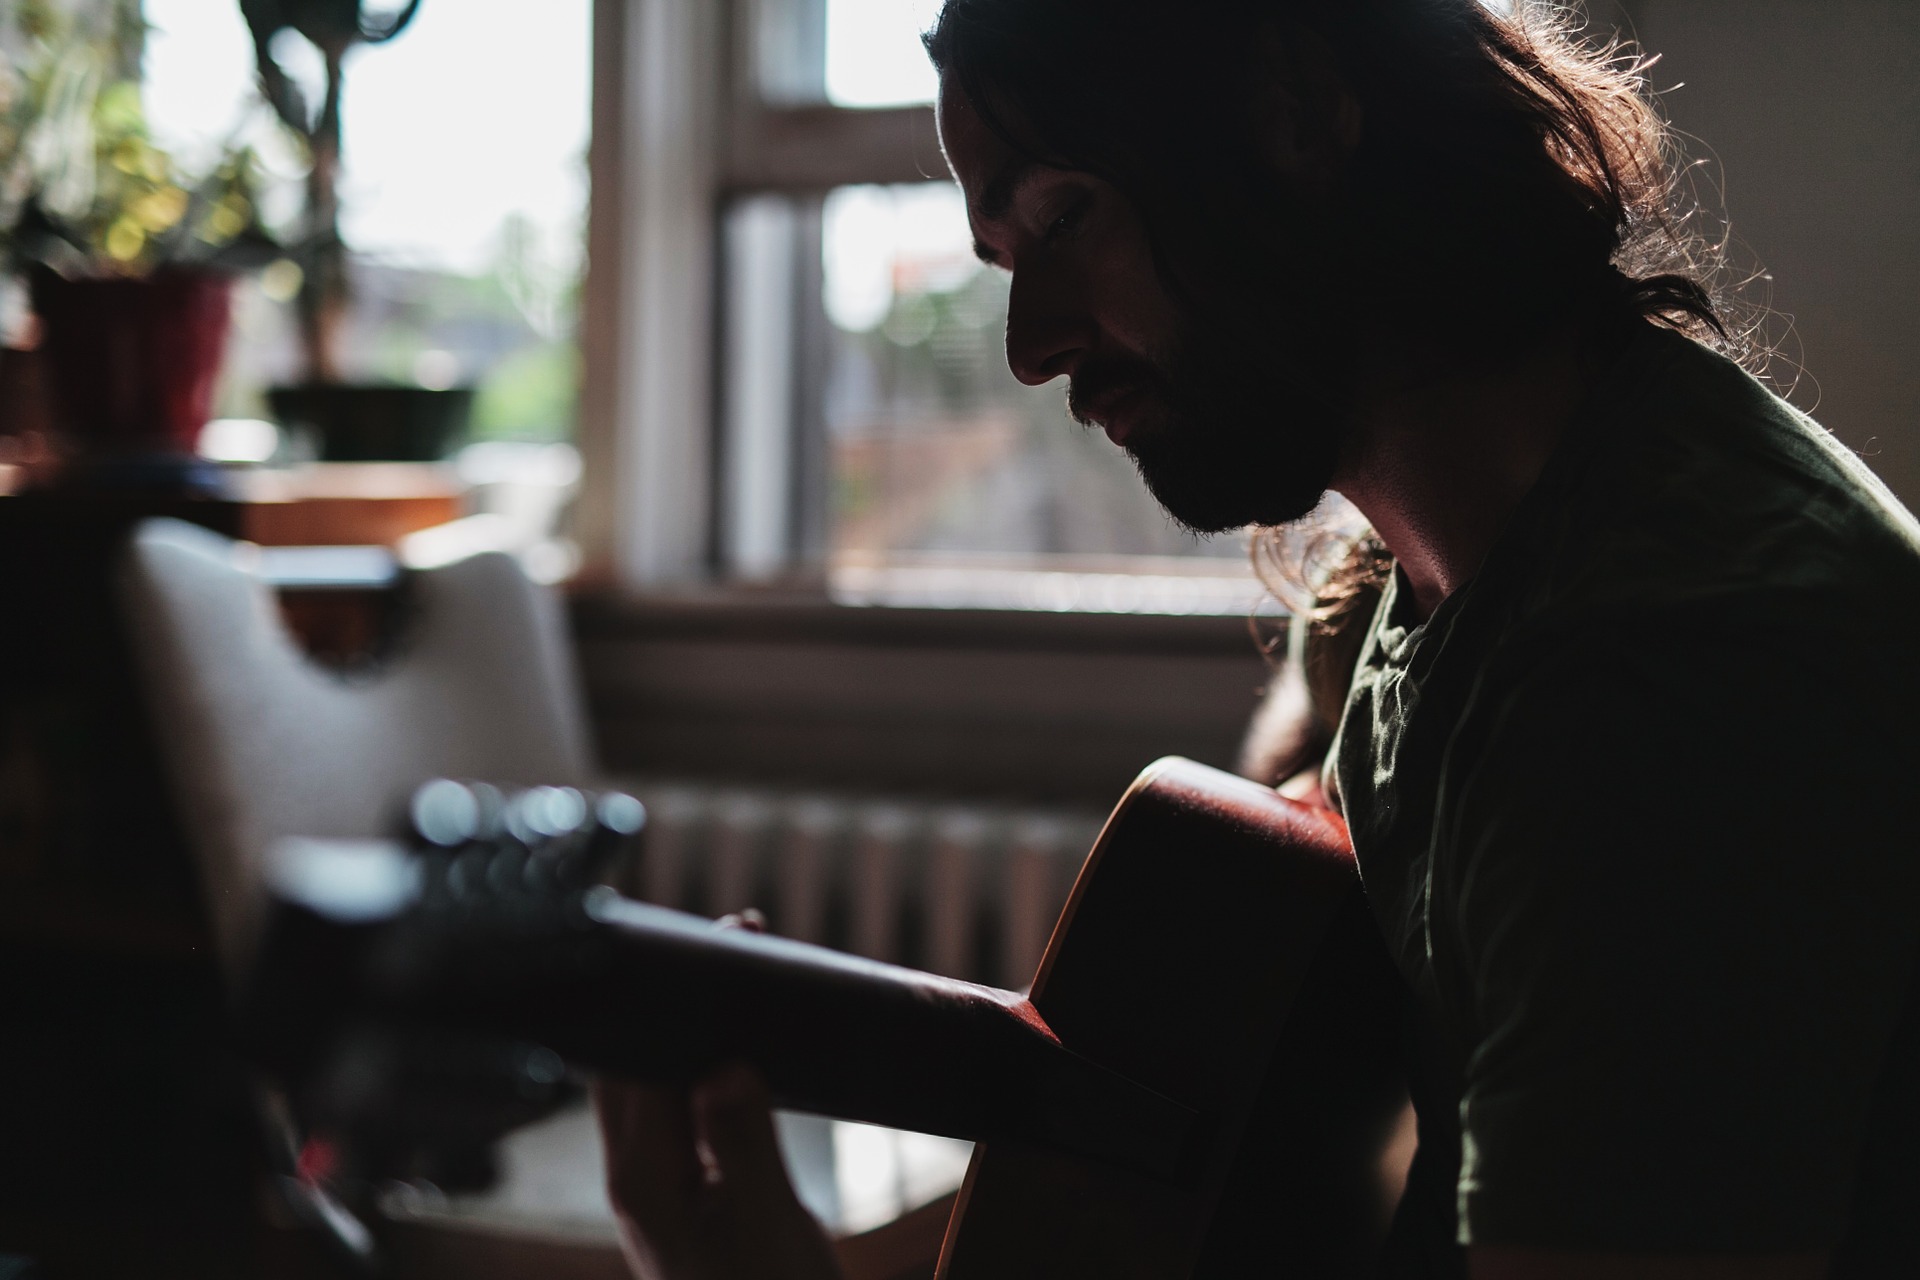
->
<box><xmin>1630</xmin><ymin>1</ymin><xmax>1920</xmax><ymax>505</ymax></box>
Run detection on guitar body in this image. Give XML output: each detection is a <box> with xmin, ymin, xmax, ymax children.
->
<box><xmin>941</xmin><ymin>758</ymin><xmax>1406</xmax><ymax>1280</ymax></box>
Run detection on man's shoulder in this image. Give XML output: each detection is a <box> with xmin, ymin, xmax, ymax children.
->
<box><xmin>1498</xmin><ymin>326</ymin><xmax>1920</xmax><ymax>635</ymax></box>
<box><xmin>1430</xmin><ymin>327</ymin><xmax>1920</xmax><ymax>779</ymax></box>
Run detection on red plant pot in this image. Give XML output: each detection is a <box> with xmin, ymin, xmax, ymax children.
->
<box><xmin>29</xmin><ymin>266</ymin><xmax>235</xmax><ymax>483</ymax></box>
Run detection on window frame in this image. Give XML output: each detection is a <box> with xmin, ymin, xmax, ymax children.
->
<box><xmin>570</xmin><ymin>0</ymin><xmax>1282</xmax><ymax>794</ymax></box>
<box><xmin>576</xmin><ymin>0</ymin><xmax>1283</xmax><ymax>618</ymax></box>
<box><xmin>578</xmin><ymin>0</ymin><xmax>936</xmax><ymax>593</ymax></box>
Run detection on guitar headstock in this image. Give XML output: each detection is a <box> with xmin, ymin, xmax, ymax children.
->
<box><xmin>241</xmin><ymin>779</ymin><xmax>647</xmax><ymax>1200</ymax></box>
<box><xmin>405</xmin><ymin>778</ymin><xmax>645</xmax><ymax>906</ymax></box>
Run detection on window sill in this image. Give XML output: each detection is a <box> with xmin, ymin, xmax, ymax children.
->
<box><xmin>568</xmin><ymin>586</ymin><xmax>1282</xmax><ymax>805</ymax></box>
<box><xmin>570</xmin><ymin>582</ymin><xmax>1280</xmax><ymax>653</ymax></box>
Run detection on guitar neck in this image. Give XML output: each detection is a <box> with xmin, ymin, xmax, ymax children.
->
<box><xmin>513</xmin><ymin>893</ymin><xmax>1198</xmax><ymax>1177</ymax></box>
<box><xmin>242</xmin><ymin>761</ymin><xmax>1386</xmax><ymax>1280</ymax></box>
<box><xmin>247</xmin><ymin>865</ymin><xmax>1198</xmax><ymax>1179</ymax></box>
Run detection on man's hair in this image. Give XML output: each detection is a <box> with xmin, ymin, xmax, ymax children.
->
<box><xmin>928</xmin><ymin>0</ymin><xmax>1740</xmax><ymax>622</ymax></box>
<box><xmin>926</xmin><ymin>0</ymin><xmax>1731</xmax><ymax>354</ymax></box>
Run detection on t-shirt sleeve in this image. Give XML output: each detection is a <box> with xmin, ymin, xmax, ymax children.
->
<box><xmin>1444</xmin><ymin>609</ymin><xmax>1920</xmax><ymax>1251</ymax></box>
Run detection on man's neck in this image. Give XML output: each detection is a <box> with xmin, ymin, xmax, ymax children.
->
<box><xmin>1331</xmin><ymin>320</ymin><xmax>1625</xmax><ymax>620</ymax></box>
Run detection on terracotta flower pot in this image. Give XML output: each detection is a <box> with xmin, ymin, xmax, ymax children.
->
<box><xmin>29</xmin><ymin>266</ymin><xmax>234</xmax><ymax>491</ymax></box>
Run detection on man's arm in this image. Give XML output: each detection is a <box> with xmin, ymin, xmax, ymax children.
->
<box><xmin>1469</xmin><ymin>1246</ymin><xmax>1827</xmax><ymax>1279</ymax></box>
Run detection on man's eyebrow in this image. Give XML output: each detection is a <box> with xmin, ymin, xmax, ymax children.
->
<box><xmin>969</xmin><ymin>157</ymin><xmax>1040</xmax><ymax>266</ymax></box>
<box><xmin>980</xmin><ymin>157</ymin><xmax>1038</xmax><ymax>222</ymax></box>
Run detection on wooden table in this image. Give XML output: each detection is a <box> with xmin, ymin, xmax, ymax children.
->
<box><xmin>228</xmin><ymin>462</ymin><xmax>466</xmax><ymax>547</ymax></box>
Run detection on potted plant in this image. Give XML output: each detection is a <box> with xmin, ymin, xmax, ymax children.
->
<box><xmin>2</xmin><ymin>1</ymin><xmax>281</xmax><ymax>492</ymax></box>
<box><xmin>242</xmin><ymin>0</ymin><xmax>473</xmax><ymax>464</ymax></box>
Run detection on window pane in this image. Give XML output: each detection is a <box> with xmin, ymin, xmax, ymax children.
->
<box><xmin>825</xmin><ymin>0</ymin><xmax>941</xmax><ymax>108</ymax></box>
<box><xmin>142</xmin><ymin>0</ymin><xmax>590</xmax><ymax>442</ymax></box>
<box><xmin>823</xmin><ymin>183</ymin><xmax>1245</xmax><ymax>565</ymax></box>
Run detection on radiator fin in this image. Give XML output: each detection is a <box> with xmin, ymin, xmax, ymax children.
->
<box><xmin>607</xmin><ymin>783</ymin><xmax>1104</xmax><ymax>990</ymax></box>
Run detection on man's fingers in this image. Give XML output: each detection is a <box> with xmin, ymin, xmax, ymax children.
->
<box><xmin>694</xmin><ymin>1064</ymin><xmax>798</xmax><ymax>1208</ymax></box>
<box><xmin>694</xmin><ymin>1066</ymin><xmax>846</xmax><ymax>1280</ymax></box>
<box><xmin>594</xmin><ymin>1077</ymin><xmax>702</xmax><ymax>1233</ymax></box>
<box><xmin>597</xmin><ymin>1067</ymin><xmax>844</xmax><ymax>1280</ymax></box>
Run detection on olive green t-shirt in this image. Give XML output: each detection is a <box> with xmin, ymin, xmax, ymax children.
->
<box><xmin>1330</xmin><ymin>323</ymin><xmax>1920</xmax><ymax>1274</ymax></box>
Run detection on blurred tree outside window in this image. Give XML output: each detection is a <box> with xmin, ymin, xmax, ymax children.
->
<box><xmin>820</xmin><ymin>181</ymin><xmax>1242</xmax><ymax>566</ymax></box>
<box><xmin>141</xmin><ymin>0</ymin><xmax>590</xmax><ymax>445</ymax></box>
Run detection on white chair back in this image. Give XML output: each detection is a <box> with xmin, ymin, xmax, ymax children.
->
<box><xmin>120</xmin><ymin>517</ymin><xmax>595</xmax><ymax>970</ymax></box>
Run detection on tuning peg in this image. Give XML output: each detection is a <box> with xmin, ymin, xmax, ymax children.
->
<box><xmin>569</xmin><ymin>791</ymin><xmax>646</xmax><ymax>882</ymax></box>
<box><xmin>409</xmin><ymin>779</ymin><xmax>480</xmax><ymax>849</ymax></box>
<box><xmin>467</xmin><ymin>783</ymin><xmax>508</xmax><ymax>842</ymax></box>
<box><xmin>596</xmin><ymin>791</ymin><xmax>646</xmax><ymax>839</ymax></box>
<box><xmin>505</xmin><ymin>786</ymin><xmax>590</xmax><ymax>850</ymax></box>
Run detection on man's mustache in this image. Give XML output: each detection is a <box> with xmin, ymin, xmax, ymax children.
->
<box><xmin>1066</xmin><ymin>355</ymin><xmax>1174</xmax><ymax>428</ymax></box>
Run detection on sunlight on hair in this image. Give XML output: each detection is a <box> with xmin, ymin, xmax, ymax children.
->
<box><xmin>1249</xmin><ymin>493</ymin><xmax>1379</xmax><ymax>620</ymax></box>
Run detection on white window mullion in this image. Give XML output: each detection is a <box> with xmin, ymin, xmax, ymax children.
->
<box><xmin>719</xmin><ymin>195</ymin><xmax>800</xmax><ymax>579</ymax></box>
<box><xmin>579</xmin><ymin>0</ymin><xmax>725</xmax><ymax>589</ymax></box>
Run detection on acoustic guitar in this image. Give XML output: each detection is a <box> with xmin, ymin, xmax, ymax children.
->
<box><xmin>243</xmin><ymin>757</ymin><xmax>1409</xmax><ymax>1279</ymax></box>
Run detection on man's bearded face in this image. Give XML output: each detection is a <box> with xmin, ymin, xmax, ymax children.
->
<box><xmin>1062</xmin><ymin>285</ymin><xmax>1349</xmax><ymax>535</ymax></box>
<box><xmin>940</xmin><ymin>76</ymin><xmax>1351</xmax><ymax>535</ymax></box>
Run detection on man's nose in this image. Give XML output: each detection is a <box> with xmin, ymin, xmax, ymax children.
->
<box><xmin>1004</xmin><ymin>267</ymin><xmax>1096</xmax><ymax>386</ymax></box>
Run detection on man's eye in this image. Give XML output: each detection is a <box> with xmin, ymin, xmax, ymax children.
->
<box><xmin>1042</xmin><ymin>194</ymin><xmax>1091</xmax><ymax>242</ymax></box>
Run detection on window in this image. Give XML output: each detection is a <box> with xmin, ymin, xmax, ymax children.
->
<box><xmin>819</xmin><ymin>181</ymin><xmax>1242</xmax><ymax>570</ymax></box>
<box><xmin>142</xmin><ymin>0</ymin><xmax>591</xmax><ymax>445</ymax></box>
<box><xmin>823</xmin><ymin>0</ymin><xmax>941</xmax><ymax>108</ymax></box>
<box><xmin>695</xmin><ymin>0</ymin><xmax>1273</xmax><ymax>614</ymax></box>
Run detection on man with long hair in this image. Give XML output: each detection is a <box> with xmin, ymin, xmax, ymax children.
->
<box><xmin>596</xmin><ymin>2</ymin><xmax>1920</xmax><ymax>1276</ymax></box>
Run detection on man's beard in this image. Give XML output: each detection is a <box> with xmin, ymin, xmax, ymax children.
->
<box><xmin>1066</xmin><ymin>309</ymin><xmax>1349</xmax><ymax>536</ymax></box>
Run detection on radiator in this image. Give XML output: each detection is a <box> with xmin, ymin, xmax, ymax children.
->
<box><xmin>603</xmin><ymin>782</ymin><xmax>1109</xmax><ymax>990</ymax></box>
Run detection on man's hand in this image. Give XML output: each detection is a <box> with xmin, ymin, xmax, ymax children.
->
<box><xmin>595</xmin><ymin>1065</ymin><xmax>846</xmax><ymax>1280</ymax></box>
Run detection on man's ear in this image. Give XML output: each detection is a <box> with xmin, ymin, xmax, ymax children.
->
<box><xmin>1253</xmin><ymin>20</ymin><xmax>1363</xmax><ymax>188</ymax></box>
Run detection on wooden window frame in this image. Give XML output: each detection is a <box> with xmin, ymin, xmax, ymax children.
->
<box><xmin>571</xmin><ymin>1</ymin><xmax>1280</xmax><ymax>794</ymax></box>
<box><xmin>577</xmin><ymin>0</ymin><xmax>936</xmax><ymax>592</ymax></box>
